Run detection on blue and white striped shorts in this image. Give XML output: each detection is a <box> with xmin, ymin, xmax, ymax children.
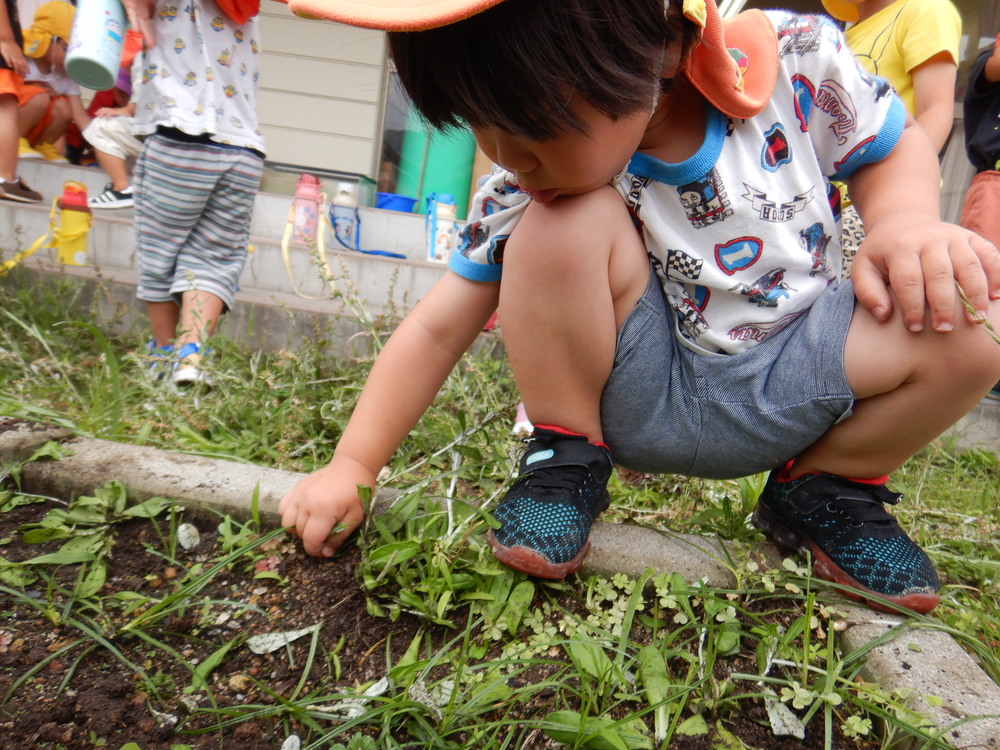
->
<box><xmin>600</xmin><ymin>269</ymin><xmax>856</xmax><ymax>479</ymax></box>
<box><xmin>133</xmin><ymin>133</ymin><xmax>263</xmax><ymax>310</ymax></box>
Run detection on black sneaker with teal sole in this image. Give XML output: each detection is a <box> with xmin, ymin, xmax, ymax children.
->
<box><xmin>753</xmin><ymin>471</ymin><xmax>940</xmax><ymax>614</ymax></box>
<box><xmin>488</xmin><ymin>426</ymin><xmax>613</xmax><ymax>579</ymax></box>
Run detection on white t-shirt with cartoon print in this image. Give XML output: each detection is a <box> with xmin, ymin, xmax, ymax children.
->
<box><xmin>132</xmin><ymin>0</ymin><xmax>264</xmax><ymax>153</ymax></box>
<box><xmin>449</xmin><ymin>11</ymin><xmax>904</xmax><ymax>355</ymax></box>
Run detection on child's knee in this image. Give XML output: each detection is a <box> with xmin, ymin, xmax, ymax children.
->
<box><xmin>51</xmin><ymin>99</ymin><xmax>71</xmax><ymax>124</ymax></box>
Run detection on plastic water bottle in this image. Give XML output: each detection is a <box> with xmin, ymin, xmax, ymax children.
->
<box><xmin>55</xmin><ymin>182</ymin><xmax>92</xmax><ymax>266</ymax></box>
<box><xmin>291</xmin><ymin>173</ymin><xmax>322</xmax><ymax>247</ymax></box>
<box><xmin>330</xmin><ymin>183</ymin><xmax>359</xmax><ymax>251</ymax></box>
<box><xmin>65</xmin><ymin>0</ymin><xmax>126</xmax><ymax>91</ymax></box>
<box><xmin>426</xmin><ymin>193</ymin><xmax>458</xmax><ymax>263</ymax></box>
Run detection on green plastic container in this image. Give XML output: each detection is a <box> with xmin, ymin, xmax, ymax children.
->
<box><xmin>396</xmin><ymin>105</ymin><xmax>476</xmax><ymax>220</ymax></box>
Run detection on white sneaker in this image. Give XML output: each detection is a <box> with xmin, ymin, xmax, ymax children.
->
<box><xmin>172</xmin><ymin>342</ymin><xmax>213</xmax><ymax>387</ymax></box>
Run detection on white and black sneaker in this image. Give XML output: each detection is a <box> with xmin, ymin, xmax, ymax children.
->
<box><xmin>88</xmin><ymin>183</ymin><xmax>134</xmax><ymax>210</ymax></box>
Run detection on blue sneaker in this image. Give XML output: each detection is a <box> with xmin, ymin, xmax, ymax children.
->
<box><xmin>488</xmin><ymin>426</ymin><xmax>613</xmax><ymax>579</ymax></box>
<box><xmin>753</xmin><ymin>470</ymin><xmax>940</xmax><ymax>614</ymax></box>
<box><xmin>172</xmin><ymin>342</ymin><xmax>212</xmax><ymax>387</ymax></box>
<box><xmin>145</xmin><ymin>340</ymin><xmax>173</xmax><ymax>381</ymax></box>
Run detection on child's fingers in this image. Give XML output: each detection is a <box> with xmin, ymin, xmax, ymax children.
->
<box><xmin>886</xmin><ymin>252</ymin><xmax>933</xmax><ymax>332</ymax></box>
<box><xmin>970</xmin><ymin>232</ymin><xmax>1000</xmax><ymax>300</ymax></box>
<box><xmin>951</xmin><ymin>241</ymin><xmax>994</xmax><ymax>324</ymax></box>
<box><xmin>320</xmin><ymin>507</ymin><xmax>365</xmax><ymax>558</ymax></box>
<box><xmin>851</xmin><ymin>256</ymin><xmax>894</xmax><ymax>323</ymax></box>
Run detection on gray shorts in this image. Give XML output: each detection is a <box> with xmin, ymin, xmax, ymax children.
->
<box><xmin>134</xmin><ymin>134</ymin><xmax>263</xmax><ymax>310</ymax></box>
<box><xmin>600</xmin><ymin>270</ymin><xmax>856</xmax><ymax>479</ymax></box>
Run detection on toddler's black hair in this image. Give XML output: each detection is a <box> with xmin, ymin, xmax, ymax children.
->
<box><xmin>388</xmin><ymin>0</ymin><xmax>697</xmax><ymax>139</ymax></box>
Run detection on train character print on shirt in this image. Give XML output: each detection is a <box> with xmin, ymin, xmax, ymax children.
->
<box><xmin>728</xmin><ymin>267</ymin><xmax>795</xmax><ymax>307</ymax></box>
<box><xmin>856</xmin><ymin>68</ymin><xmax>894</xmax><ymax>104</ymax></box>
<box><xmin>799</xmin><ymin>222</ymin><xmax>832</xmax><ymax>276</ymax></box>
<box><xmin>457</xmin><ymin>221</ymin><xmax>508</xmax><ymax>265</ymax></box>
<box><xmin>776</xmin><ymin>14</ymin><xmax>823</xmax><ymax>58</ymax></box>
<box><xmin>677</xmin><ymin>168</ymin><xmax>733</xmax><ymax>228</ymax></box>
<box><xmin>671</xmin><ymin>292</ymin><xmax>711</xmax><ymax>341</ymax></box>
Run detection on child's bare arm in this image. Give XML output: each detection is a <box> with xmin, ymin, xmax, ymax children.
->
<box><xmin>0</xmin><ymin>2</ymin><xmax>27</xmax><ymax>77</ymax></box>
<box><xmin>847</xmin><ymin>116</ymin><xmax>1000</xmax><ymax>333</ymax></box>
<box><xmin>121</xmin><ymin>0</ymin><xmax>157</xmax><ymax>49</ymax></box>
<box><xmin>279</xmin><ymin>270</ymin><xmax>500</xmax><ymax>557</ymax></box>
<box><xmin>67</xmin><ymin>95</ymin><xmax>91</xmax><ymax>132</ymax></box>
<box><xmin>909</xmin><ymin>52</ymin><xmax>957</xmax><ymax>153</ymax></box>
<box><xmin>95</xmin><ymin>103</ymin><xmax>136</xmax><ymax>118</ymax></box>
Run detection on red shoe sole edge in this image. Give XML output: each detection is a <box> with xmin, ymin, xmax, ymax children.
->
<box><xmin>487</xmin><ymin>529</ymin><xmax>589</xmax><ymax>579</ymax></box>
<box><xmin>807</xmin><ymin>541</ymin><xmax>940</xmax><ymax>615</ymax></box>
<box><xmin>753</xmin><ymin>506</ymin><xmax>940</xmax><ymax>615</ymax></box>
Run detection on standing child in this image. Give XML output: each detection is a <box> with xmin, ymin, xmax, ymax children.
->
<box><xmin>0</xmin><ymin>0</ymin><xmax>40</xmax><ymax>202</ymax></box>
<box><xmin>122</xmin><ymin>0</ymin><xmax>265</xmax><ymax>386</ymax></box>
<box><xmin>959</xmin><ymin>34</ymin><xmax>1000</xmax><ymax>401</ymax></box>
<box><xmin>278</xmin><ymin>0</ymin><xmax>1000</xmax><ymax>615</ymax></box>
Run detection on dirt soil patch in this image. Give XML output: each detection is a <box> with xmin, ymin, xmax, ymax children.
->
<box><xmin>0</xmin><ymin>497</ymin><xmax>880</xmax><ymax>749</ymax></box>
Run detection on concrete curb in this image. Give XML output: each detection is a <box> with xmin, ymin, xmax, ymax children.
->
<box><xmin>2</xmin><ymin>417</ymin><xmax>998</xmax><ymax>747</ymax></box>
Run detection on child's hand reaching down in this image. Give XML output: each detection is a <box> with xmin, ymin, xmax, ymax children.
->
<box><xmin>851</xmin><ymin>212</ymin><xmax>1000</xmax><ymax>333</ymax></box>
<box><xmin>278</xmin><ymin>454</ymin><xmax>371</xmax><ymax>557</ymax></box>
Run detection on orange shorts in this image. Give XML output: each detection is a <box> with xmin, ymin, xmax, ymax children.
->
<box><xmin>959</xmin><ymin>170</ymin><xmax>1000</xmax><ymax>249</ymax></box>
<box><xmin>0</xmin><ymin>68</ymin><xmax>25</xmax><ymax>98</ymax></box>
<box><xmin>17</xmin><ymin>83</ymin><xmax>64</xmax><ymax>144</ymax></box>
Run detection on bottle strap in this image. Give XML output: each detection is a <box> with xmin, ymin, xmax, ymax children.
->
<box><xmin>280</xmin><ymin>193</ymin><xmax>338</xmax><ymax>299</ymax></box>
<box><xmin>1</xmin><ymin>197</ymin><xmax>66</xmax><ymax>277</ymax></box>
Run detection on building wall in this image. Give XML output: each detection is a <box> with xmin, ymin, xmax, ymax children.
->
<box><xmin>256</xmin><ymin>6</ymin><xmax>388</xmax><ymax>178</ymax></box>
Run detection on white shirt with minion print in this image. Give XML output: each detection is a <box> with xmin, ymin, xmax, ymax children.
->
<box><xmin>132</xmin><ymin>0</ymin><xmax>264</xmax><ymax>153</ymax></box>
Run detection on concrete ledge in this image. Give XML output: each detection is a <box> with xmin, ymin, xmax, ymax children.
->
<box><xmin>2</xmin><ymin>416</ymin><xmax>998</xmax><ymax>747</ymax></box>
<box><xmin>838</xmin><ymin>604</ymin><xmax>1000</xmax><ymax>748</ymax></box>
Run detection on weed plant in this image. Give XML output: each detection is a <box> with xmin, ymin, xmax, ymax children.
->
<box><xmin>1</xmin><ymin>270</ymin><xmax>998</xmax><ymax>748</ymax></box>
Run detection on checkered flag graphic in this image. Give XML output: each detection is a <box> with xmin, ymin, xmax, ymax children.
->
<box><xmin>666</xmin><ymin>249</ymin><xmax>703</xmax><ymax>280</ymax></box>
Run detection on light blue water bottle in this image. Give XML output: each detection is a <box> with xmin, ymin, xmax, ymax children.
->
<box><xmin>425</xmin><ymin>193</ymin><xmax>458</xmax><ymax>263</ymax></box>
<box><xmin>65</xmin><ymin>0</ymin><xmax>126</xmax><ymax>91</ymax></box>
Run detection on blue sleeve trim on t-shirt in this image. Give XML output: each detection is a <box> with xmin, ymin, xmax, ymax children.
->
<box><xmin>831</xmin><ymin>95</ymin><xmax>905</xmax><ymax>182</ymax></box>
<box><xmin>448</xmin><ymin>250</ymin><xmax>503</xmax><ymax>283</ymax></box>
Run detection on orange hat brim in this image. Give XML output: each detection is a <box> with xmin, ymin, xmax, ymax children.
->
<box><xmin>285</xmin><ymin>0</ymin><xmax>506</xmax><ymax>30</ymax></box>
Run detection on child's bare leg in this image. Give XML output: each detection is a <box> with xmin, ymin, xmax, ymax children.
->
<box><xmin>95</xmin><ymin>149</ymin><xmax>130</xmax><ymax>191</ymax></box>
<box><xmin>17</xmin><ymin>93</ymin><xmax>48</xmax><ymax>139</ymax></box>
<box><xmin>793</xmin><ymin>295</ymin><xmax>1000</xmax><ymax>478</ymax></box>
<box><xmin>0</xmin><ymin>95</ymin><xmax>18</xmax><ymax>180</ymax></box>
<box><xmin>489</xmin><ymin>187</ymin><xmax>650</xmax><ymax>578</ymax></box>
<box><xmin>754</xmin><ymin>293</ymin><xmax>1000</xmax><ymax>614</ymax></box>
<box><xmin>36</xmin><ymin>99</ymin><xmax>70</xmax><ymax>146</ymax></box>
<box><xmin>146</xmin><ymin>300</ymin><xmax>179</xmax><ymax>348</ymax></box>
<box><xmin>176</xmin><ymin>290</ymin><xmax>224</xmax><ymax>358</ymax></box>
<box><xmin>498</xmin><ymin>186</ymin><xmax>650</xmax><ymax>440</ymax></box>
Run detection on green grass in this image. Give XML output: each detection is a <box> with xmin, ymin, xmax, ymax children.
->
<box><xmin>1</xmin><ymin>269</ymin><xmax>998</xmax><ymax>748</ymax></box>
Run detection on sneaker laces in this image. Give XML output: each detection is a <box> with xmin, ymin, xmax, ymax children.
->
<box><xmin>523</xmin><ymin>464</ymin><xmax>593</xmax><ymax>494</ymax></box>
<box><xmin>819</xmin><ymin>482</ymin><xmax>901</xmax><ymax>525</ymax></box>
